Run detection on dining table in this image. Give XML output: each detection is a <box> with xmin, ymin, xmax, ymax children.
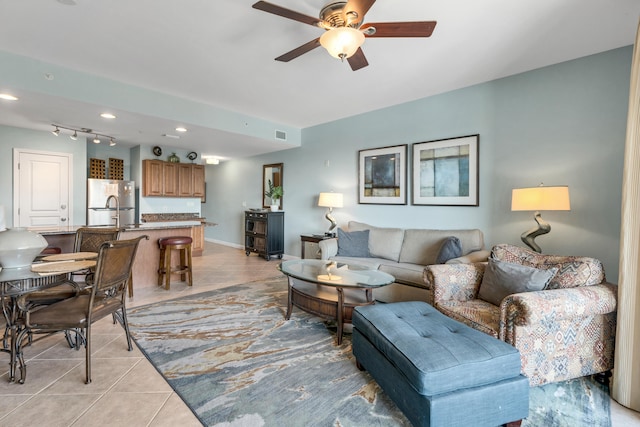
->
<box><xmin>0</xmin><ymin>252</ymin><xmax>97</xmax><ymax>383</ymax></box>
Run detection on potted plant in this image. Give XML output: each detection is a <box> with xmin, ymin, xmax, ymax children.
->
<box><xmin>265</xmin><ymin>180</ymin><xmax>283</xmax><ymax>211</ymax></box>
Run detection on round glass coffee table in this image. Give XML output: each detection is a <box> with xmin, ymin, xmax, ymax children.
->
<box><xmin>278</xmin><ymin>259</ymin><xmax>394</xmax><ymax>344</ymax></box>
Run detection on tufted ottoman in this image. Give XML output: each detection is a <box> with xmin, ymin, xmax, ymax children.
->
<box><xmin>352</xmin><ymin>302</ymin><xmax>529</xmax><ymax>427</ymax></box>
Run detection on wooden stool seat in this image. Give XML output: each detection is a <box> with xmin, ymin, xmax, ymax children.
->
<box><xmin>157</xmin><ymin>236</ymin><xmax>193</xmax><ymax>290</ymax></box>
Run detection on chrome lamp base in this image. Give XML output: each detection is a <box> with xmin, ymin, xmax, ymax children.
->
<box><xmin>520</xmin><ymin>211</ymin><xmax>551</xmax><ymax>253</ymax></box>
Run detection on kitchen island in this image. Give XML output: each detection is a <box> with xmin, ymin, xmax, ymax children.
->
<box><xmin>30</xmin><ymin>222</ymin><xmax>205</xmax><ymax>293</ymax></box>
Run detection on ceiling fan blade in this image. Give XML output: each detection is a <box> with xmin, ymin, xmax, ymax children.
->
<box><xmin>362</xmin><ymin>21</ymin><xmax>437</xmax><ymax>37</ymax></box>
<box><xmin>343</xmin><ymin>0</ymin><xmax>376</xmax><ymax>26</ymax></box>
<box><xmin>275</xmin><ymin>38</ymin><xmax>321</xmax><ymax>62</ymax></box>
<box><xmin>252</xmin><ymin>1</ymin><xmax>323</xmax><ymax>27</ymax></box>
<box><xmin>347</xmin><ymin>48</ymin><xmax>369</xmax><ymax>71</ymax></box>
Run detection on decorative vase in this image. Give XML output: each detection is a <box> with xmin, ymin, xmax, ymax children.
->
<box><xmin>0</xmin><ymin>227</ymin><xmax>48</xmax><ymax>269</ymax></box>
<box><xmin>168</xmin><ymin>153</ymin><xmax>180</xmax><ymax>163</ymax></box>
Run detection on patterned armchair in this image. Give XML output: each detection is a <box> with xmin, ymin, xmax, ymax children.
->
<box><xmin>423</xmin><ymin>243</ymin><xmax>617</xmax><ymax>386</ymax></box>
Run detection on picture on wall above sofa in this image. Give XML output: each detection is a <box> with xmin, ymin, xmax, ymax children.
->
<box><xmin>411</xmin><ymin>134</ymin><xmax>479</xmax><ymax>206</ymax></box>
<box><xmin>358</xmin><ymin>145</ymin><xmax>407</xmax><ymax>205</ymax></box>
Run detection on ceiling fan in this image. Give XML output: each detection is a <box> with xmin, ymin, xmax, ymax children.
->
<box><xmin>252</xmin><ymin>0</ymin><xmax>437</xmax><ymax>71</ymax></box>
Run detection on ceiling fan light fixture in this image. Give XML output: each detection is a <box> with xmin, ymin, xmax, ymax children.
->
<box><xmin>320</xmin><ymin>27</ymin><xmax>364</xmax><ymax>60</ymax></box>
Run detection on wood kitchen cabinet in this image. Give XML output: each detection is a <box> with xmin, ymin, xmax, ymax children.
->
<box><xmin>191</xmin><ymin>223</ymin><xmax>205</xmax><ymax>256</ymax></box>
<box><xmin>142</xmin><ymin>159</ymin><xmax>163</xmax><ymax>196</ymax></box>
<box><xmin>163</xmin><ymin>162</ymin><xmax>178</xmax><ymax>196</ymax></box>
<box><xmin>177</xmin><ymin>163</ymin><xmax>193</xmax><ymax>196</ymax></box>
<box><xmin>192</xmin><ymin>165</ymin><xmax>205</xmax><ymax>197</ymax></box>
<box><xmin>142</xmin><ymin>159</ymin><xmax>205</xmax><ymax>197</ymax></box>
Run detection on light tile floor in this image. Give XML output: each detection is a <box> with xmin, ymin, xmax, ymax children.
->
<box><xmin>0</xmin><ymin>242</ymin><xmax>638</xmax><ymax>426</ymax></box>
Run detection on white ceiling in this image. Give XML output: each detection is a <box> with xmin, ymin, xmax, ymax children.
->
<box><xmin>0</xmin><ymin>0</ymin><xmax>638</xmax><ymax>160</ymax></box>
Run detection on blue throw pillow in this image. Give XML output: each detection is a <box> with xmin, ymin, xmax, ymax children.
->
<box><xmin>436</xmin><ymin>236</ymin><xmax>462</xmax><ymax>264</ymax></box>
<box><xmin>337</xmin><ymin>229</ymin><xmax>370</xmax><ymax>257</ymax></box>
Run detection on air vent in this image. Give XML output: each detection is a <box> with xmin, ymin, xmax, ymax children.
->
<box><xmin>275</xmin><ymin>130</ymin><xmax>287</xmax><ymax>141</ymax></box>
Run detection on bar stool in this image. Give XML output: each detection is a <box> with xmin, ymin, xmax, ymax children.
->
<box><xmin>157</xmin><ymin>236</ymin><xmax>193</xmax><ymax>290</ymax></box>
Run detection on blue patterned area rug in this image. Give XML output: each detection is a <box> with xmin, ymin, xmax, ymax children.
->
<box><xmin>127</xmin><ymin>277</ymin><xmax>611</xmax><ymax>427</ymax></box>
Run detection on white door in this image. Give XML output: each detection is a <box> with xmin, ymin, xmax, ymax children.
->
<box><xmin>13</xmin><ymin>149</ymin><xmax>73</xmax><ymax>227</ymax></box>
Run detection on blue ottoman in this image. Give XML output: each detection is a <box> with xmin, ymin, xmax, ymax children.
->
<box><xmin>353</xmin><ymin>302</ymin><xmax>529</xmax><ymax>427</ymax></box>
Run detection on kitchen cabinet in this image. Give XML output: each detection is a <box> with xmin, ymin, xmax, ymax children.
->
<box><xmin>192</xmin><ymin>165</ymin><xmax>205</xmax><ymax>198</ymax></box>
<box><xmin>244</xmin><ymin>210</ymin><xmax>284</xmax><ymax>261</ymax></box>
<box><xmin>191</xmin><ymin>223</ymin><xmax>205</xmax><ymax>256</ymax></box>
<box><xmin>163</xmin><ymin>162</ymin><xmax>178</xmax><ymax>196</ymax></box>
<box><xmin>142</xmin><ymin>160</ymin><xmax>205</xmax><ymax>198</ymax></box>
<box><xmin>142</xmin><ymin>160</ymin><xmax>163</xmax><ymax>196</ymax></box>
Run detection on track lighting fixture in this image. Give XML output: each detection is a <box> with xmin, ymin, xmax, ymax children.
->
<box><xmin>51</xmin><ymin>124</ymin><xmax>115</xmax><ymax>146</ymax></box>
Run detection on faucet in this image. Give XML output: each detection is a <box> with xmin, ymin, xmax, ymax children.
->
<box><xmin>105</xmin><ymin>195</ymin><xmax>120</xmax><ymax>228</ymax></box>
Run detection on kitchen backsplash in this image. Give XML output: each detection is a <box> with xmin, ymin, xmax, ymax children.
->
<box><xmin>141</xmin><ymin>213</ymin><xmax>201</xmax><ymax>222</ymax></box>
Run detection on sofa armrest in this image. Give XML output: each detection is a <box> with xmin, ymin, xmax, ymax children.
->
<box><xmin>446</xmin><ymin>249</ymin><xmax>491</xmax><ymax>264</ymax></box>
<box><xmin>318</xmin><ymin>238</ymin><xmax>338</xmax><ymax>260</ymax></box>
<box><xmin>425</xmin><ymin>263</ymin><xmax>486</xmax><ymax>304</ymax></box>
<box><xmin>499</xmin><ymin>282</ymin><xmax>618</xmax><ymax>341</ymax></box>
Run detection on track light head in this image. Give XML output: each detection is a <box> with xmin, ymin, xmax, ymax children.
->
<box><xmin>52</xmin><ymin>126</ymin><xmax>60</xmax><ymax>136</ymax></box>
<box><xmin>70</xmin><ymin>131</ymin><xmax>78</xmax><ymax>141</ymax></box>
<box><xmin>93</xmin><ymin>135</ymin><xmax>100</xmax><ymax>144</ymax></box>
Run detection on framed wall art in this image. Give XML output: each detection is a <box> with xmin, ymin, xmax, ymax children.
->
<box><xmin>358</xmin><ymin>145</ymin><xmax>407</xmax><ymax>205</ymax></box>
<box><xmin>411</xmin><ymin>134</ymin><xmax>479</xmax><ymax>206</ymax></box>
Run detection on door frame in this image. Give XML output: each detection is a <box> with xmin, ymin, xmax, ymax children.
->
<box><xmin>13</xmin><ymin>148</ymin><xmax>74</xmax><ymax>227</ymax></box>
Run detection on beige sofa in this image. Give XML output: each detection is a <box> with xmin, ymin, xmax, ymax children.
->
<box><xmin>318</xmin><ymin>221</ymin><xmax>489</xmax><ymax>303</ymax></box>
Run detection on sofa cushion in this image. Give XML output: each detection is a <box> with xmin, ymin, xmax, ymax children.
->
<box><xmin>336</xmin><ymin>228</ymin><xmax>370</xmax><ymax>257</ymax></box>
<box><xmin>477</xmin><ymin>259</ymin><xmax>557</xmax><ymax>306</ymax></box>
<box><xmin>491</xmin><ymin>243</ymin><xmax>605</xmax><ymax>289</ymax></box>
<box><xmin>348</xmin><ymin>221</ymin><xmax>404</xmax><ymax>262</ymax></box>
<box><xmin>435</xmin><ymin>236</ymin><xmax>462</xmax><ymax>264</ymax></box>
<box><xmin>353</xmin><ymin>302</ymin><xmax>522</xmax><ymax>396</ymax></box>
<box><xmin>379</xmin><ymin>262</ymin><xmax>427</xmax><ymax>288</ymax></box>
<box><xmin>399</xmin><ymin>229</ymin><xmax>485</xmax><ymax>265</ymax></box>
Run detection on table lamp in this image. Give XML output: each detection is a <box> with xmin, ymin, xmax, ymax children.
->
<box><xmin>511</xmin><ymin>184</ymin><xmax>570</xmax><ymax>253</ymax></box>
<box><xmin>318</xmin><ymin>192</ymin><xmax>343</xmax><ymax>236</ymax></box>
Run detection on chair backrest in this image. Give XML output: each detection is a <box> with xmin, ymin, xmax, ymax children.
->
<box><xmin>74</xmin><ymin>227</ymin><xmax>121</xmax><ymax>253</ymax></box>
<box><xmin>91</xmin><ymin>235</ymin><xmax>147</xmax><ymax>295</ymax></box>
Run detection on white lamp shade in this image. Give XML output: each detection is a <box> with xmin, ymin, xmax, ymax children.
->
<box><xmin>319</xmin><ymin>27</ymin><xmax>365</xmax><ymax>59</ymax></box>
<box><xmin>318</xmin><ymin>192</ymin><xmax>344</xmax><ymax>208</ymax></box>
<box><xmin>511</xmin><ymin>186</ymin><xmax>570</xmax><ymax>211</ymax></box>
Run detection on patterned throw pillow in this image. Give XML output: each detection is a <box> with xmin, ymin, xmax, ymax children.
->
<box><xmin>336</xmin><ymin>228</ymin><xmax>370</xmax><ymax>257</ymax></box>
<box><xmin>478</xmin><ymin>258</ymin><xmax>557</xmax><ymax>306</ymax></box>
<box><xmin>436</xmin><ymin>236</ymin><xmax>463</xmax><ymax>264</ymax></box>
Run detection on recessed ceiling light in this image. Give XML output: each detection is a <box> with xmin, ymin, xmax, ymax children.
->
<box><xmin>100</xmin><ymin>113</ymin><xmax>116</xmax><ymax>119</ymax></box>
<box><xmin>175</xmin><ymin>127</ymin><xmax>187</xmax><ymax>132</ymax></box>
<box><xmin>163</xmin><ymin>134</ymin><xmax>180</xmax><ymax>139</ymax></box>
<box><xmin>0</xmin><ymin>93</ymin><xmax>18</xmax><ymax>101</ymax></box>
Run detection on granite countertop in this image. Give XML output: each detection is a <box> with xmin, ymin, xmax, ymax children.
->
<box><xmin>29</xmin><ymin>213</ymin><xmax>216</xmax><ymax>236</ymax></box>
<box><xmin>29</xmin><ymin>223</ymin><xmax>201</xmax><ymax>235</ymax></box>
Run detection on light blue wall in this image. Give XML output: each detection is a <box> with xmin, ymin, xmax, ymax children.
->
<box><xmin>0</xmin><ymin>125</ymin><xmax>87</xmax><ymax>226</ymax></box>
<box><xmin>203</xmin><ymin>46</ymin><xmax>632</xmax><ymax>283</ymax></box>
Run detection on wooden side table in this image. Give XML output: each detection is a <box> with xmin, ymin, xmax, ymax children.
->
<box><xmin>300</xmin><ymin>234</ymin><xmax>332</xmax><ymax>259</ymax></box>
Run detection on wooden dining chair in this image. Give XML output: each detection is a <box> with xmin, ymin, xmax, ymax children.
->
<box><xmin>16</xmin><ymin>235</ymin><xmax>147</xmax><ymax>384</ymax></box>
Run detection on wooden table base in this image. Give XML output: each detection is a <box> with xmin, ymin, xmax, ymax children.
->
<box><xmin>285</xmin><ymin>277</ymin><xmax>375</xmax><ymax>345</ymax></box>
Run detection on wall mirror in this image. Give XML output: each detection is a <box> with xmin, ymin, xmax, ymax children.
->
<box><xmin>263</xmin><ymin>163</ymin><xmax>283</xmax><ymax>209</ymax></box>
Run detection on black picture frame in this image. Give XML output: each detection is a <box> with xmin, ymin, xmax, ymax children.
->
<box><xmin>411</xmin><ymin>134</ymin><xmax>479</xmax><ymax>206</ymax></box>
<box><xmin>358</xmin><ymin>145</ymin><xmax>407</xmax><ymax>205</ymax></box>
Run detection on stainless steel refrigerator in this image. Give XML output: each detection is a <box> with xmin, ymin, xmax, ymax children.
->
<box><xmin>87</xmin><ymin>179</ymin><xmax>136</xmax><ymax>226</ymax></box>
